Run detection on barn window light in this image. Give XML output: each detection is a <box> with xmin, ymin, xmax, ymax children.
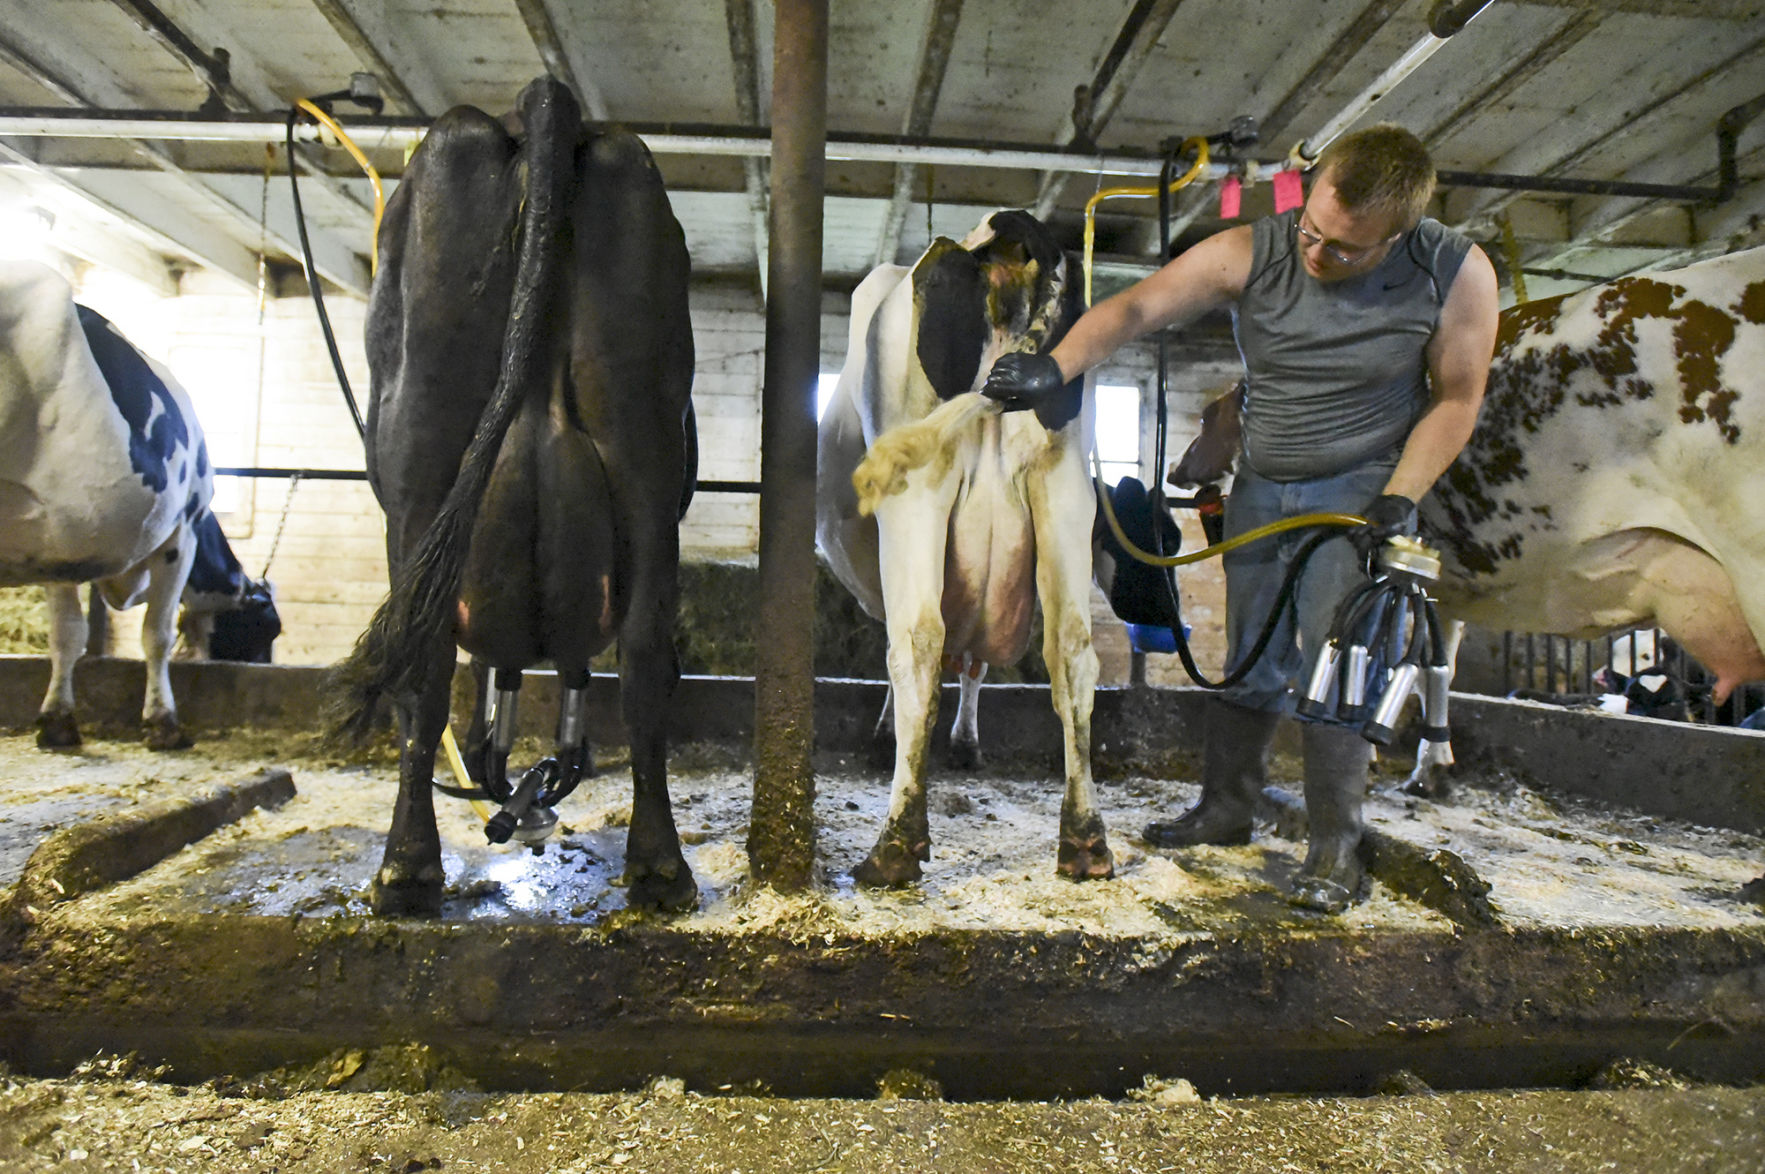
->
<box><xmin>1094</xmin><ymin>382</ymin><xmax>1142</xmax><ymax>486</ymax></box>
<box><xmin>0</xmin><ymin>203</ymin><xmax>56</xmax><ymax>266</ymax></box>
<box><xmin>816</xmin><ymin>372</ymin><xmax>840</xmax><ymax>420</ymax></box>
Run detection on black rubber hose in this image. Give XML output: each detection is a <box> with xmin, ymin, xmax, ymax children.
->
<box><xmin>286</xmin><ymin>106</ymin><xmax>366</xmax><ymax>439</ymax></box>
<box><xmin>1159</xmin><ymin>527</ymin><xmax>1337</xmax><ymax>690</ymax></box>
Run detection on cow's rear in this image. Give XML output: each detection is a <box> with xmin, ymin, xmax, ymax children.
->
<box><xmin>818</xmin><ymin>210</ymin><xmax>1108</xmax><ymax>886</ymax></box>
<box><xmin>340</xmin><ymin>77</ymin><xmax>696</xmax><ymax>917</ymax></box>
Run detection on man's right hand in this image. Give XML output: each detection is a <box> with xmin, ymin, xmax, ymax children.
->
<box><xmin>981</xmin><ymin>351</ymin><xmax>1064</xmax><ymax>411</ymax></box>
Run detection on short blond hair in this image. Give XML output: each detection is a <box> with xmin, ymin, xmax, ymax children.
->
<box><xmin>1315</xmin><ymin>123</ymin><xmax>1436</xmax><ymax>230</ymax></box>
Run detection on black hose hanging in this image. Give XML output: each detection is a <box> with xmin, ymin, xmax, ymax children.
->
<box><xmin>286</xmin><ymin>105</ymin><xmax>366</xmax><ymax>439</ymax></box>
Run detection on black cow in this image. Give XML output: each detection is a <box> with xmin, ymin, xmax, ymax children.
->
<box><xmin>333</xmin><ymin>78</ymin><xmax>698</xmax><ymax>918</ymax></box>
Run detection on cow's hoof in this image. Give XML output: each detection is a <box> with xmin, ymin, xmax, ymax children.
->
<box><xmin>1401</xmin><ymin>769</ymin><xmax>1451</xmax><ymax>801</ymax></box>
<box><xmin>1058</xmin><ymin>835</ymin><xmax>1115</xmax><ymax>880</ymax></box>
<box><xmin>852</xmin><ymin>837</ymin><xmax>928</xmax><ymax>888</ymax></box>
<box><xmin>1289</xmin><ymin>870</ymin><xmax>1366</xmax><ymax>915</ymax></box>
<box><xmin>945</xmin><ymin>738</ymin><xmax>984</xmax><ymax>772</ymax></box>
<box><xmin>35</xmin><ymin>712</ymin><xmax>81</xmax><ymax>749</ymax></box>
<box><xmin>142</xmin><ymin>715</ymin><xmax>192</xmax><ymax>751</ymax></box>
<box><xmin>370</xmin><ymin>875</ymin><xmax>444</xmax><ymax>918</ymax></box>
<box><xmin>626</xmin><ymin>861</ymin><xmax>699</xmax><ymax>913</ymax></box>
<box><xmin>1739</xmin><ymin>875</ymin><xmax>1765</xmax><ymax>906</ymax></box>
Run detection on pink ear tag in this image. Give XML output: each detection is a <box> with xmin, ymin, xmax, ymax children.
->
<box><xmin>1218</xmin><ymin>175</ymin><xmax>1242</xmax><ymax>219</ymax></box>
<box><xmin>1272</xmin><ymin>168</ymin><xmax>1304</xmax><ymax>214</ymax></box>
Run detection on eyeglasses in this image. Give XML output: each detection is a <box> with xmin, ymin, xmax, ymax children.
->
<box><xmin>1295</xmin><ymin>216</ymin><xmax>1400</xmax><ymax>266</ymax></box>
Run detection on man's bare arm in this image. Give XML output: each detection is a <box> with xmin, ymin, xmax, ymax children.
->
<box><xmin>1045</xmin><ymin>225</ymin><xmax>1254</xmax><ymax>381</ymax></box>
<box><xmin>1384</xmin><ymin>244</ymin><xmax>1500</xmax><ymax>503</ymax></box>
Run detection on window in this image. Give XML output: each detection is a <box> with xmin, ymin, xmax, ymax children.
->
<box><xmin>816</xmin><ymin>372</ymin><xmax>841</xmax><ymax>421</ymax></box>
<box><xmin>167</xmin><ymin>341</ymin><xmax>259</xmax><ymax>517</ymax></box>
<box><xmin>1094</xmin><ymin>383</ymin><xmax>1142</xmax><ymax>485</ymax></box>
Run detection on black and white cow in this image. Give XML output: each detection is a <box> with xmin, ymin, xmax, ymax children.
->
<box><xmin>818</xmin><ymin>210</ymin><xmax>1110</xmax><ymax>885</ymax></box>
<box><xmin>177</xmin><ymin>509</ymin><xmax>280</xmax><ymax>664</ymax></box>
<box><xmin>333</xmin><ymin>78</ymin><xmax>698</xmax><ymax>918</ymax></box>
<box><xmin>1</xmin><ymin>259</ymin><xmax>220</xmax><ymax>749</ymax></box>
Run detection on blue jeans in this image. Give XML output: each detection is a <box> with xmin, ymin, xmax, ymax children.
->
<box><xmin>1219</xmin><ymin>459</ymin><xmax>1396</xmax><ymax>718</ymax></box>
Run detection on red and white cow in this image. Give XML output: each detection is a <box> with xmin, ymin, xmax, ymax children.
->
<box><xmin>0</xmin><ymin>259</ymin><xmax>219</xmax><ymax>748</ymax></box>
<box><xmin>817</xmin><ymin>210</ymin><xmax>1110</xmax><ymax>885</ymax></box>
<box><xmin>1415</xmin><ymin>246</ymin><xmax>1765</xmax><ymax>779</ymax></box>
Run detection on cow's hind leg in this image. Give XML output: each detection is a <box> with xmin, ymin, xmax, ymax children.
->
<box><xmin>854</xmin><ymin>616</ymin><xmax>937</xmax><ymax>886</ymax></box>
<box><xmin>1031</xmin><ymin>464</ymin><xmax>1111</xmax><ymax>880</ymax></box>
<box><xmin>853</xmin><ymin>494</ymin><xmax>949</xmax><ymax>887</ymax></box>
<box><xmin>1404</xmin><ymin>619</ymin><xmax>1465</xmax><ymax>799</ymax></box>
<box><xmin>128</xmin><ymin>530</ymin><xmax>196</xmax><ymax>750</ymax></box>
<box><xmin>616</xmin><ymin>550</ymin><xmax>696</xmax><ymax>913</ymax></box>
<box><xmin>946</xmin><ymin>657</ymin><xmax>986</xmax><ymax>770</ymax></box>
<box><xmin>36</xmin><ymin>584</ymin><xmax>87</xmax><ymax>749</ymax></box>
<box><xmin>372</xmin><ymin>645</ymin><xmax>454</xmax><ymax>917</ymax></box>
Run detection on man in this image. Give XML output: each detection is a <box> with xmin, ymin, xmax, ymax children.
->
<box><xmin>982</xmin><ymin>123</ymin><xmax>1499</xmax><ymax>912</ymax></box>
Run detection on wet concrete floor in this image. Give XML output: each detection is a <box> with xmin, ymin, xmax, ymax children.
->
<box><xmin>1</xmin><ymin>722</ymin><xmax>1763</xmax><ymax>1169</ymax></box>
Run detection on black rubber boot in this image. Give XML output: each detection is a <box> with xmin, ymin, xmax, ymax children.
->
<box><xmin>1143</xmin><ymin>698</ymin><xmax>1281</xmax><ymax>847</ymax></box>
<box><xmin>1290</xmin><ymin>723</ymin><xmax>1371</xmax><ymax>913</ymax></box>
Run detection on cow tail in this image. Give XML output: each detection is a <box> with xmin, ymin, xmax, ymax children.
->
<box><xmin>853</xmin><ymin>391</ymin><xmax>997</xmax><ymax>516</ymax></box>
<box><xmin>331</xmin><ymin>80</ymin><xmax>578</xmax><ymax>742</ymax></box>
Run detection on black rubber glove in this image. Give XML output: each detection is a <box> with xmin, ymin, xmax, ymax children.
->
<box><xmin>1348</xmin><ymin>493</ymin><xmax>1417</xmax><ymax>560</ymax></box>
<box><xmin>981</xmin><ymin>351</ymin><xmax>1064</xmax><ymax>412</ymax></box>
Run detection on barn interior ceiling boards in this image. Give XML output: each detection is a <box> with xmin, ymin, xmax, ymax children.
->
<box><xmin>0</xmin><ymin>0</ymin><xmax>1759</xmax><ymax>305</ymax></box>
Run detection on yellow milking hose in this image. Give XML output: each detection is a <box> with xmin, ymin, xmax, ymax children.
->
<box><xmin>295</xmin><ymin>97</ymin><xmax>386</xmax><ymax>274</ymax></box>
<box><xmin>440</xmin><ymin>726</ymin><xmax>495</xmax><ymax>825</ymax></box>
<box><xmin>1082</xmin><ymin>136</ymin><xmax>1209</xmax><ymax>306</ymax></box>
<box><xmin>1092</xmin><ymin>446</ymin><xmax>1365</xmax><ymax>568</ymax></box>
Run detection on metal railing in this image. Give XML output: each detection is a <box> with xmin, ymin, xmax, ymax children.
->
<box><xmin>1499</xmin><ymin>629</ymin><xmax>1762</xmax><ymax>727</ymax></box>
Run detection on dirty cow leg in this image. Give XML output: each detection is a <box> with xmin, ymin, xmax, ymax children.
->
<box><xmin>618</xmin><ymin>555</ymin><xmax>696</xmax><ymax>913</ymax></box>
<box><xmin>855</xmin><ymin>615</ymin><xmax>939</xmax><ymax>886</ymax></box>
<box><xmin>1032</xmin><ymin>462</ymin><xmax>1111</xmax><ymax>881</ymax></box>
<box><xmin>133</xmin><ymin>530</ymin><xmax>196</xmax><ymax>750</ymax></box>
<box><xmin>372</xmin><ymin>644</ymin><xmax>454</xmax><ymax>917</ymax></box>
<box><xmin>36</xmin><ymin>584</ymin><xmax>87</xmax><ymax>749</ymax></box>
<box><xmin>855</xmin><ymin>490</ymin><xmax>952</xmax><ymax>887</ymax></box>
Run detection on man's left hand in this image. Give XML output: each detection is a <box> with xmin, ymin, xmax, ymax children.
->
<box><xmin>1348</xmin><ymin>493</ymin><xmax>1417</xmax><ymax>560</ymax></box>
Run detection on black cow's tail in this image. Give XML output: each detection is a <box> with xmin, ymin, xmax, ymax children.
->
<box><xmin>331</xmin><ymin>78</ymin><xmax>578</xmax><ymax>742</ymax></box>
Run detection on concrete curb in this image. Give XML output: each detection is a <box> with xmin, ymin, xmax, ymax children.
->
<box><xmin>3</xmin><ymin>769</ymin><xmax>295</xmax><ymax>946</ymax></box>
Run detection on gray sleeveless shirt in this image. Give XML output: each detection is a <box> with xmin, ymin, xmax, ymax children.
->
<box><xmin>1233</xmin><ymin>209</ymin><xmax>1474</xmax><ymax>480</ymax></box>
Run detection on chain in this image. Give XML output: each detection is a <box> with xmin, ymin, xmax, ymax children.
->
<box><xmin>260</xmin><ymin>472</ymin><xmax>300</xmax><ymax>580</ymax></box>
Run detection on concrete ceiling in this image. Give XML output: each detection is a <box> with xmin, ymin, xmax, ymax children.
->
<box><xmin>0</xmin><ymin>0</ymin><xmax>1760</xmax><ymax>305</ymax></box>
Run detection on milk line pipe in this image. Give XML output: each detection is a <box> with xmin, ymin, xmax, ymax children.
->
<box><xmin>3</xmin><ymin>105</ymin><xmax>1743</xmax><ymax>204</ymax></box>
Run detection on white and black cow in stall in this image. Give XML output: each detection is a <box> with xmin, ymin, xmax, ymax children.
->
<box><xmin>1</xmin><ymin>259</ymin><xmax>240</xmax><ymax>749</ymax></box>
<box><xmin>818</xmin><ymin>210</ymin><xmax>1110</xmax><ymax>885</ymax></box>
<box><xmin>333</xmin><ymin>78</ymin><xmax>698</xmax><ymax>918</ymax></box>
<box><xmin>177</xmin><ymin>510</ymin><xmax>281</xmax><ymax>664</ymax></box>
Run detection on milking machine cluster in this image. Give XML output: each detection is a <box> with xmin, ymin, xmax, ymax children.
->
<box><xmin>1299</xmin><ymin>535</ymin><xmax>1453</xmax><ymax>746</ymax></box>
<box><xmin>436</xmin><ymin>668</ymin><xmax>594</xmax><ymax>852</ymax></box>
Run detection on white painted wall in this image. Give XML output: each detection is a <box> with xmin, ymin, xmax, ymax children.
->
<box><xmin>70</xmin><ymin>267</ymin><xmax>1238</xmax><ymax>685</ymax></box>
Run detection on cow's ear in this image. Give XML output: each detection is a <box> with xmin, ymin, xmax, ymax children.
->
<box><xmin>911</xmin><ymin>240</ymin><xmax>988</xmax><ymax>401</ymax></box>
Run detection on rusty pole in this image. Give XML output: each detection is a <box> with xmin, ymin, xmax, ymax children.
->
<box><xmin>748</xmin><ymin>0</ymin><xmax>826</xmax><ymax>889</ymax></box>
